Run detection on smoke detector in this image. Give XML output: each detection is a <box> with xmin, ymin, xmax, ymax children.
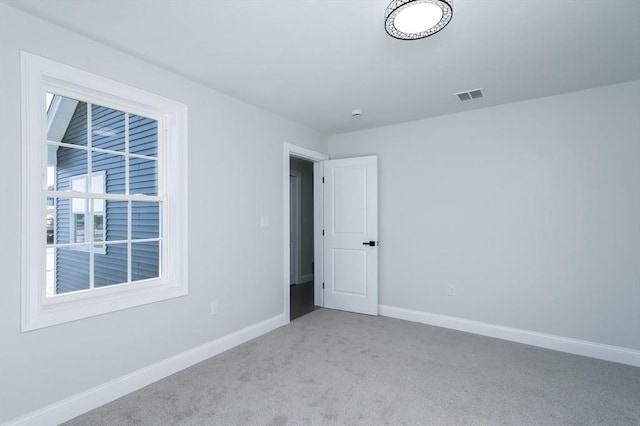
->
<box><xmin>454</xmin><ymin>88</ymin><xmax>484</xmax><ymax>102</ymax></box>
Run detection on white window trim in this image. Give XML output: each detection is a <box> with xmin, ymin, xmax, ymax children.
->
<box><xmin>21</xmin><ymin>51</ymin><xmax>189</xmax><ymax>332</ymax></box>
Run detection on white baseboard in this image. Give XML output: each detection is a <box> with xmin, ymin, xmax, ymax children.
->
<box><xmin>300</xmin><ymin>273</ymin><xmax>313</xmax><ymax>283</ymax></box>
<box><xmin>4</xmin><ymin>313</ymin><xmax>288</xmax><ymax>426</ymax></box>
<box><xmin>379</xmin><ymin>305</ymin><xmax>640</xmax><ymax>367</ymax></box>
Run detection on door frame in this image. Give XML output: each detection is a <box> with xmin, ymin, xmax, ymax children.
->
<box><xmin>283</xmin><ymin>143</ymin><xmax>328</xmax><ymax>323</ymax></box>
<box><xmin>289</xmin><ymin>170</ymin><xmax>301</xmax><ymax>285</ymax></box>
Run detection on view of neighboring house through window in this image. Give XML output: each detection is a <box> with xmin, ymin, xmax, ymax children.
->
<box><xmin>69</xmin><ymin>171</ymin><xmax>105</xmax><ymax>250</ymax></box>
<box><xmin>22</xmin><ymin>52</ymin><xmax>187</xmax><ymax>331</ymax></box>
<box><xmin>46</xmin><ymin>94</ymin><xmax>161</xmax><ymax>296</ymax></box>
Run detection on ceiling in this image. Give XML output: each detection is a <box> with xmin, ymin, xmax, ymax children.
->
<box><xmin>4</xmin><ymin>0</ymin><xmax>640</xmax><ymax>134</ymax></box>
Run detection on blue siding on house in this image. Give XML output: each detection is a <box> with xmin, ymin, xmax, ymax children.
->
<box><xmin>91</xmin><ymin>104</ymin><xmax>125</xmax><ymax>152</ymax></box>
<box><xmin>55</xmin><ymin>102</ymin><xmax>160</xmax><ymax>294</ymax></box>
<box><xmin>130</xmin><ymin>114</ymin><xmax>158</xmax><ymax>157</ymax></box>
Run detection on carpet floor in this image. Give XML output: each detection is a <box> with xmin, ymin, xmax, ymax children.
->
<box><xmin>64</xmin><ymin>309</ymin><xmax>640</xmax><ymax>425</ymax></box>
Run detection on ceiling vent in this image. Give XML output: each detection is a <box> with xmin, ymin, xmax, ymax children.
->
<box><xmin>455</xmin><ymin>88</ymin><xmax>484</xmax><ymax>102</ymax></box>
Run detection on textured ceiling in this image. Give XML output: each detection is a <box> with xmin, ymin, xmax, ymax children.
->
<box><xmin>4</xmin><ymin>0</ymin><xmax>640</xmax><ymax>134</ymax></box>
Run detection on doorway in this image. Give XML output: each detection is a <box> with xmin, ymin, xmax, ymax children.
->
<box><xmin>289</xmin><ymin>158</ymin><xmax>317</xmax><ymax>320</ymax></box>
<box><xmin>283</xmin><ymin>144</ymin><xmax>379</xmax><ymax>321</ymax></box>
<box><xmin>283</xmin><ymin>143</ymin><xmax>328</xmax><ymax>323</ymax></box>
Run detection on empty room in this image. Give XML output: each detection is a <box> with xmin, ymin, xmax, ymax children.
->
<box><xmin>0</xmin><ymin>0</ymin><xmax>639</xmax><ymax>425</ymax></box>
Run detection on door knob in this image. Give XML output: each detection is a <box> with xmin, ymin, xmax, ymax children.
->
<box><xmin>362</xmin><ymin>241</ymin><xmax>376</xmax><ymax>246</ymax></box>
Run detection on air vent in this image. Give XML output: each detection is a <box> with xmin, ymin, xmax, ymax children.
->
<box><xmin>455</xmin><ymin>88</ymin><xmax>484</xmax><ymax>102</ymax></box>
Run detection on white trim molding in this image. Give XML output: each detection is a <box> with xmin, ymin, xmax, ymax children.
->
<box><xmin>3</xmin><ymin>313</ymin><xmax>288</xmax><ymax>426</ymax></box>
<box><xmin>379</xmin><ymin>305</ymin><xmax>640</xmax><ymax>367</ymax></box>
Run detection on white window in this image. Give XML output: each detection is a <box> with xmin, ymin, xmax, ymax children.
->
<box><xmin>21</xmin><ymin>52</ymin><xmax>189</xmax><ymax>331</ymax></box>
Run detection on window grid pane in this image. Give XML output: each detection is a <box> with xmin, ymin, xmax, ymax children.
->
<box><xmin>46</xmin><ymin>94</ymin><xmax>161</xmax><ymax>297</ymax></box>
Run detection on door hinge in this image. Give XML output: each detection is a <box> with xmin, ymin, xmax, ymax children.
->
<box><xmin>322</xmin><ymin>229</ymin><xmax>325</xmax><ymax>236</ymax></box>
<box><xmin>322</xmin><ymin>177</ymin><xmax>325</xmax><ymax>183</ymax></box>
<box><xmin>322</xmin><ymin>282</ymin><xmax>325</xmax><ymax>289</ymax></box>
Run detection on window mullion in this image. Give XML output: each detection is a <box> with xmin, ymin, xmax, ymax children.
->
<box><xmin>87</xmin><ymin>103</ymin><xmax>94</xmax><ymax>290</ymax></box>
<box><xmin>126</xmin><ymin>113</ymin><xmax>132</xmax><ymax>284</ymax></box>
<box><xmin>125</xmin><ymin>112</ymin><xmax>130</xmax><ymax>196</ymax></box>
<box><xmin>45</xmin><ymin>190</ymin><xmax>162</xmax><ymax>202</ymax></box>
<box><xmin>127</xmin><ymin>201</ymin><xmax>132</xmax><ymax>284</ymax></box>
<box><xmin>47</xmin><ymin>141</ymin><xmax>156</xmax><ymax>161</ymax></box>
<box><xmin>53</xmin><ymin>170</ymin><xmax>58</xmax><ymax>297</ymax></box>
<box><xmin>87</xmin><ymin>103</ymin><xmax>93</xmax><ymax>186</ymax></box>
<box><xmin>159</xmin><ymin>122</ymin><xmax>166</xmax><ymax>281</ymax></box>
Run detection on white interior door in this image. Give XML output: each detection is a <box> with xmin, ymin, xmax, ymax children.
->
<box><xmin>323</xmin><ymin>156</ymin><xmax>378</xmax><ymax>315</ymax></box>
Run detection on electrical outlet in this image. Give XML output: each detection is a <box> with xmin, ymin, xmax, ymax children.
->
<box><xmin>448</xmin><ymin>285</ymin><xmax>456</xmax><ymax>296</ymax></box>
<box><xmin>210</xmin><ymin>300</ymin><xmax>219</xmax><ymax>316</ymax></box>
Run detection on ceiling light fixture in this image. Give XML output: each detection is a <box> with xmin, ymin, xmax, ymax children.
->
<box><xmin>385</xmin><ymin>0</ymin><xmax>453</xmax><ymax>40</ymax></box>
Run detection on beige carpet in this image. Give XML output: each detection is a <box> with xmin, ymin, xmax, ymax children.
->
<box><xmin>64</xmin><ymin>308</ymin><xmax>640</xmax><ymax>425</ymax></box>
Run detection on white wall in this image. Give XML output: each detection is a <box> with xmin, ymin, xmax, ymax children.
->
<box><xmin>329</xmin><ymin>81</ymin><xmax>640</xmax><ymax>351</ymax></box>
<box><xmin>290</xmin><ymin>158</ymin><xmax>314</xmax><ymax>280</ymax></box>
<box><xmin>0</xmin><ymin>4</ymin><xmax>326</xmax><ymax>422</ymax></box>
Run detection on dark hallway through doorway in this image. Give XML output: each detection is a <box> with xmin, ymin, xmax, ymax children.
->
<box><xmin>290</xmin><ymin>280</ymin><xmax>318</xmax><ymax>320</ymax></box>
<box><xmin>290</xmin><ymin>156</ymin><xmax>318</xmax><ymax>321</ymax></box>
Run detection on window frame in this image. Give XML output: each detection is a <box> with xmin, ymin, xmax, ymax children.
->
<box><xmin>21</xmin><ymin>52</ymin><xmax>189</xmax><ymax>332</ymax></box>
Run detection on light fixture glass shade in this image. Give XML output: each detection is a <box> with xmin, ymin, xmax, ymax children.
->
<box><xmin>385</xmin><ymin>0</ymin><xmax>453</xmax><ymax>40</ymax></box>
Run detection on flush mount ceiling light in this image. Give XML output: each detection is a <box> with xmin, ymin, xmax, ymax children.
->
<box><xmin>385</xmin><ymin>0</ymin><xmax>453</xmax><ymax>40</ymax></box>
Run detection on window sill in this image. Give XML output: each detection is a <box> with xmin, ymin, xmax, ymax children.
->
<box><xmin>23</xmin><ymin>278</ymin><xmax>188</xmax><ymax>331</ymax></box>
